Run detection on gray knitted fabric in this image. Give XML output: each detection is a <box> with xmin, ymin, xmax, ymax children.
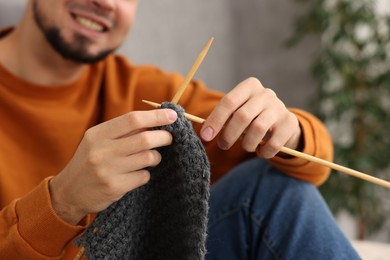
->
<box><xmin>76</xmin><ymin>102</ymin><xmax>210</xmax><ymax>260</ymax></box>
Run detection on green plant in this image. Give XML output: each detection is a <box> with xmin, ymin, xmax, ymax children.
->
<box><xmin>287</xmin><ymin>0</ymin><xmax>390</xmax><ymax>240</ymax></box>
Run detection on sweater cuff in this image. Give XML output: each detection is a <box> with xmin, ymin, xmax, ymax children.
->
<box><xmin>15</xmin><ymin>177</ymin><xmax>87</xmax><ymax>257</ymax></box>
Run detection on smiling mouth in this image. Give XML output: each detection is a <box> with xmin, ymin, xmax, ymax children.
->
<box><xmin>73</xmin><ymin>15</ymin><xmax>107</xmax><ymax>33</ymax></box>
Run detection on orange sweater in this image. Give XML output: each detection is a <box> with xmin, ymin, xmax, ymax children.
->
<box><xmin>0</xmin><ymin>54</ymin><xmax>333</xmax><ymax>259</ymax></box>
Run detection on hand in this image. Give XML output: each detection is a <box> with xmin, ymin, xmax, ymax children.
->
<box><xmin>49</xmin><ymin>109</ymin><xmax>177</xmax><ymax>225</ymax></box>
<box><xmin>200</xmin><ymin>77</ymin><xmax>301</xmax><ymax>158</ymax></box>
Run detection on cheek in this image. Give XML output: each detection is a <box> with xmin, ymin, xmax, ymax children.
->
<box><xmin>116</xmin><ymin>3</ymin><xmax>138</xmax><ymax>33</ymax></box>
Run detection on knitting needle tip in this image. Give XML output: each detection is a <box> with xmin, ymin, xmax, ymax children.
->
<box><xmin>171</xmin><ymin>37</ymin><xmax>214</xmax><ymax>104</ymax></box>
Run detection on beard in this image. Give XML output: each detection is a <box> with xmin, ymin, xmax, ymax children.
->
<box><xmin>32</xmin><ymin>1</ymin><xmax>114</xmax><ymax>64</ymax></box>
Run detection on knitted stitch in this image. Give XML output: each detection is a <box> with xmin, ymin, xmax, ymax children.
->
<box><xmin>76</xmin><ymin>102</ymin><xmax>211</xmax><ymax>260</ymax></box>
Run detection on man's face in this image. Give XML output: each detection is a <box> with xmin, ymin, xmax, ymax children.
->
<box><xmin>32</xmin><ymin>0</ymin><xmax>137</xmax><ymax>63</ymax></box>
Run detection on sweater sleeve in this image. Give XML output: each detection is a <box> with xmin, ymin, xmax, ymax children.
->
<box><xmin>0</xmin><ymin>177</ymin><xmax>88</xmax><ymax>259</ymax></box>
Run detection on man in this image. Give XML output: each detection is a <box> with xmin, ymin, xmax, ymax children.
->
<box><xmin>0</xmin><ymin>0</ymin><xmax>359</xmax><ymax>259</ymax></box>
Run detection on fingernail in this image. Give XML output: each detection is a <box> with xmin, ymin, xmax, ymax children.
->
<box><xmin>218</xmin><ymin>140</ymin><xmax>229</xmax><ymax>150</ymax></box>
<box><xmin>201</xmin><ymin>126</ymin><xmax>214</xmax><ymax>141</ymax></box>
<box><xmin>167</xmin><ymin>110</ymin><xmax>177</xmax><ymax>122</ymax></box>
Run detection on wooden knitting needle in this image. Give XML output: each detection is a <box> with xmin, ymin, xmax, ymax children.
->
<box><xmin>143</xmin><ymin>100</ymin><xmax>205</xmax><ymax>124</ymax></box>
<box><xmin>142</xmin><ymin>99</ymin><xmax>390</xmax><ymax>189</ymax></box>
<box><xmin>278</xmin><ymin>147</ymin><xmax>390</xmax><ymax>188</ymax></box>
<box><xmin>74</xmin><ymin>247</ymin><xmax>85</xmax><ymax>260</ymax></box>
<box><xmin>171</xmin><ymin>37</ymin><xmax>214</xmax><ymax>104</ymax></box>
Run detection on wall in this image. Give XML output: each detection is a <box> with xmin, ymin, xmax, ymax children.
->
<box><xmin>122</xmin><ymin>0</ymin><xmax>319</xmax><ymax>109</ymax></box>
<box><xmin>0</xmin><ymin>0</ymin><xmax>26</xmax><ymax>25</ymax></box>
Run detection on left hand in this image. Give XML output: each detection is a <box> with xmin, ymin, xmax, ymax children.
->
<box><xmin>200</xmin><ymin>77</ymin><xmax>302</xmax><ymax>158</ymax></box>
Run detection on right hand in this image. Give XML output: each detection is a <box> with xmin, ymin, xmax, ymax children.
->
<box><xmin>49</xmin><ymin>109</ymin><xmax>177</xmax><ymax>225</ymax></box>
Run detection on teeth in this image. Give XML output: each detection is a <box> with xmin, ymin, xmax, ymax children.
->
<box><xmin>75</xmin><ymin>16</ymin><xmax>104</xmax><ymax>32</ymax></box>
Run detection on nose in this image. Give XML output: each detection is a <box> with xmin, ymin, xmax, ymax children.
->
<box><xmin>90</xmin><ymin>0</ymin><xmax>115</xmax><ymax>11</ymax></box>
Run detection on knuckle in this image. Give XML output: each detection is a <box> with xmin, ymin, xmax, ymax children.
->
<box><xmin>139</xmin><ymin>132</ymin><xmax>154</xmax><ymax>147</ymax></box>
<box><xmin>208</xmin><ymin>116</ymin><xmax>225</xmax><ymax>128</ymax></box>
<box><xmin>127</xmin><ymin>112</ymin><xmax>143</xmax><ymax>127</ymax></box>
<box><xmin>235</xmin><ymin>110</ymin><xmax>252</xmax><ymax>124</ymax></box>
<box><xmin>221</xmin><ymin>95</ymin><xmax>238</xmax><ymax>109</ymax></box>
<box><xmin>87</xmin><ymin>150</ymin><xmax>105</xmax><ymax>166</ymax></box>
<box><xmin>241</xmin><ymin>141</ymin><xmax>257</xmax><ymax>153</ymax></box>
<box><xmin>247</xmin><ymin>77</ymin><xmax>262</xmax><ymax>87</ymax></box>
<box><xmin>138</xmin><ymin>170</ymin><xmax>151</xmax><ymax>185</ymax></box>
<box><xmin>264</xmin><ymin>88</ymin><xmax>277</xmax><ymax>99</ymax></box>
<box><xmin>252</xmin><ymin>120</ymin><xmax>268</xmax><ymax>134</ymax></box>
<box><xmin>267</xmin><ymin>139</ymin><xmax>282</xmax><ymax>152</ymax></box>
<box><xmin>142</xmin><ymin>150</ymin><xmax>161</xmax><ymax>166</ymax></box>
<box><xmin>260</xmin><ymin>145</ymin><xmax>277</xmax><ymax>159</ymax></box>
<box><xmin>287</xmin><ymin>112</ymin><xmax>299</xmax><ymax>126</ymax></box>
<box><xmin>262</xmin><ymin>151</ymin><xmax>274</xmax><ymax>159</ymax></box>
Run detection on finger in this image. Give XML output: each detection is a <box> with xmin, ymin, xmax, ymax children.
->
<box><xmin>259</xmin><ymin>111</ymin><xmax>300</xmax><ymax>157</ymax></box>
<box><xmin>93</xmin><ymin>150</ymin><xmax>160</xmax><ymax>200</ymax></box>
<box><xmin>112</xmin><ymin>130</ymin><xmax>173</xmax><ymax>156</ymax></box>
<box><xmin>282</xmin><ymin>113</ymin><xmax>302</xmax><ymax>150</ymax></box>
<box><xmin>96</xmin><ymin>149</ymin><xmax>162</xmax><ymax>178</ymax></box>
<box><xmin>115</xmin><ymin>169</ymin><xmax>152</xmax><ymax>195</ymax></box>
<box><xmin>123</xmin><ymin>149</ymin><xmax>162</xmax><ymax>172</ymax></box>
<box><xmin>240</xmin><ymin>109</ymin><xmax>277</xmax><ymax>152</ymax></box>
<box><xmin>91</xmin><ymin>109</ymin><xmax>177</xmax><ymax>140</ymax></box>
<box><xmin>201</xmin><ymin>78</ymin><xmax>261</xmax><ymax>141</ymax></box>
<box><xmin>216</xmin><ymin>97</ymin><xmax>264</xmax><ymax>150</ymax></box>
<box><xmin>257</xmin><ymin>124</ymin><xmax>292</xmax><ymax>158</ymax></box>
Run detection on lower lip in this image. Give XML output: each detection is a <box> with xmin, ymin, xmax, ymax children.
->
<box><xmin>70</xmin><ymin>14</ymin><xmax>106</xmax><ymax>40</ymax></box>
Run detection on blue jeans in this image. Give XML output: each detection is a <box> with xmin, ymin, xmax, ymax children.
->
<box><xmin>206</xmin><ymin>158</ymin><xmax>360</xmax><ymax>260</ymax></box>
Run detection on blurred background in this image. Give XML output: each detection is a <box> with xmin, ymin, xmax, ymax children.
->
<box><xmin>1</xmin><ymin>0</ymin><xmax>389</xmax><ymax>252</ymax></box>
<box><xmin>0</xmin><ymin>0</ymin><xmax>320</xmax><ymax>109</ymax></box>
<box><xmin>121</xmin><ymin>0</ymin><xmax>320</xmax><ymax>110</ymax></box>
